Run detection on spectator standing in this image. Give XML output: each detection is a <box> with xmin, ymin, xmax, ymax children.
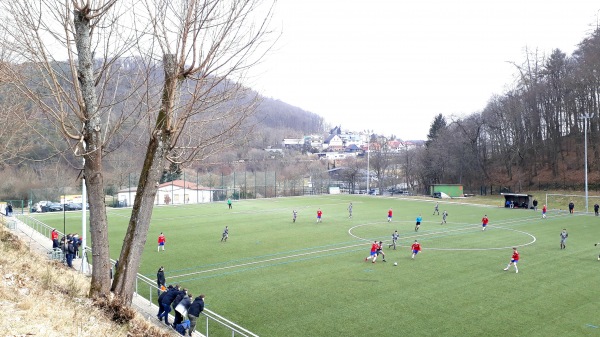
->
<box><xmin>532</xmin><ymin>199</ymin><xmax>538</xmax><ymax>211</ymax></box>
<box><xmin>594</xmin><ymin>203</ymin><xmax>599</xmax><ymax>216</ymax></box>
<box><xmin>568</xmin><ymin>201</ymin><xmax>575</xmax><ymax>214</ymax></box>
<box><xmin>66</xmin><ymin>239</ymin><xmax>75</xmax><ymax>268</ymax></box>
<box><xmin>51</xmin><ymin>229</ymin><xmax>59</xmax><ymax>249</ymax></box>
<box><xmin>158</xmin><ymin>285</ymin><xmax>180</xmax><ymax>325</ymax></box>
<box><xmin>175</xmin><ymin>293</ymin><xmax>192</xmax><ymax>328</ymax></box>
<box><xmin>72</xmin><ymin>233</ymin><xmax>80</xmax><ymax>258</ymax></box>
<box><xmin>157</xmin><ymin>266</ymin><xmax>166</xmax><ymax>296</ymax></box>
<box><xmin>188</xmin><ymin>295</ymin><xmax>205</xmax><ymax>336</ymax></box>
<box><xmin>7</xmin><ymin>203</ymin><xmax>13</xmax><ymax>216</ymax></box>
<box><xmin>172</xmin><ymin>288</ymin><xmax>188</xmax><ymax>327</ymax></box>
<box><xmin>158</xmin><ymin>232</ymin><xmax>166</xmax><ymax>252</ymax></box>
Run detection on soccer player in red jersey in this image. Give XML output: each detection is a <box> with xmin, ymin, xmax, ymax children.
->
<box><xmin>365</xmin><ymin>240</ymin><xmax>379</xmax><ymax>263</ymax></box>
<box><xmin>503</xmin><ymin>247</ymin><xmax>519</xmax><ymax>273</ymax></box>
<box><xmin>316</xmin><ymin>209</ymin><xmax>323</xmax><ymax>223</ymax></box>
<box><xmin>542</xmin><ymin>205</ymin><xmax>547</xmax><ymax>218</ymax></box>
<box><xmin>481</xmin><ymin>215</ymin><xmax>489</xmax><ymax>231</ymax></box>
<box><xmin>387</xmin><ymin>208</ymin><xmax>393</xmax><ymax>222</ymax></box>
<box><xmin>157</xmin><ymin>232</ymin><xmax>166</xmax><ymax>252</ymax></box>
<box><xmin>411</xmin><ymin>240</ymin><xmax>421</xmax><ymax>259</ymax></box>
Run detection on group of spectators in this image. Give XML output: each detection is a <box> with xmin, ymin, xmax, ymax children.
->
<box><xmin>156</xmin><ymin>266</ymin><xmax>205</xmax><ymax>336</ymax></box>
<box><xmin>51</xmin><ymin>229</ymin><xmax>82</xmax><ymax>268</ymax></box>
<box><xmin>4</xmin><ymin>203</ymin><xmax>13</xmax><ymax>216</ymax></box>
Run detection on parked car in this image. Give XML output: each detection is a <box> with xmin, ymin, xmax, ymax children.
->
<box><xmin>368</xmin><ymin>188</ymin><xmax>379</xmax><ymax>195</ymax></box>
<box><xmin>43</xmin><ymin>202</ymin><xmax>63</xmax><ymax>212</ymax></box>
<box><xmin>65</xmin><ymin>203</ymin><xmax>82</xmax><ymax>211</ymax></box>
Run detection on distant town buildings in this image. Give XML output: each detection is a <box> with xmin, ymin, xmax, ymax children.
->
<box><xmin>280</xmin><ymin>126</ymin><xmax>420</xmax><ymax>160</ymax></box>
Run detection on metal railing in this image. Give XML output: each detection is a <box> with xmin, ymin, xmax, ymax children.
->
<box><xmin>14</xmin><ymin>214</ymin><xmax>259</xmax><ymax>337</ymax></box>
<box><xmin>134</xmin><ymin>273</ymin><xmax>259</xmax><ymax>337</ymax></box>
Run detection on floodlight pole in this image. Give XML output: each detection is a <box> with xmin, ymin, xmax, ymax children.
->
<box><xmin>583</xmin><ymin>113</ymin><xmax>591</xmax><ymax>213</ymax></box>
<box><xmin>366</xmin><ymin>132</ymin><xmax>370</xmax><ymax>192</ymax></box>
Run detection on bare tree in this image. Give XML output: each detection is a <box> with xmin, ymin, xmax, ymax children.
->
<box><xmin>0</xmin><ymin>0</ymin><xmax>145</xmax><ymax>298</ymax></box>
<box><xmin>110</xmin><ymin>0</ymin><xmax>276</xmax><ymax>303</ymax></box>
<box><xmin>338</xmin><ymin>156</ymin><xmax>363</xmax><ymax>193</ymax></box>
<box><xmin>369</xmin><ymin>135</ymin><xmax>391</xmax><ymax>194</ymax></box>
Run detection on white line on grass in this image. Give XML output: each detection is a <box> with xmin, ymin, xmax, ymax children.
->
<box><xmin>167</xmin><ymin>241</ymin><xmax>369</xmax><ymax>280</ymax></box>
<box><xmin>347</xmin><ymin>218</ymin><xmax>538</xmax><ymax>251</ymax></box>
<box><xmin>165</xmin><ymin>207</ymin><xmax>571</xmax><ymax>279</ymax></box>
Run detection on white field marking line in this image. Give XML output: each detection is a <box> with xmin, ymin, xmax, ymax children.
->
<box><xmin>167</xmin><ymin>241</ymin><xmax>368</xmax><ymax>280</ymax></box>
<box><xmin>348</xmin><ymin>218</ymin><xmax>538</xmax><ymax>251</ymax></box>
<box><xmin>378</xmin><ymin>195</ymin><xmax>501</xmax><ymax>209</ymax></box>
<box><xmin>424</xmin><ymin>226</ymin><xmax>537</xmax><ymax>251</ymax></box>
<box><xmin>165</xmin><ymin>212</ymin><xmax>556</xmax><ymax>279</ymax></box>
<box><xmin>146</xmin><ymin>200</ymin><xmax>360</xmax><ymax>221</ymax></box>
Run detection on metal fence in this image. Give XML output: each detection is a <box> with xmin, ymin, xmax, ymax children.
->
<box><xmin>13</xmin><ymin>214</ymin><xmax>259</xmax><ymax>337</ymax></box>
<box><xmin>135</xmin><ymin>273</ymin><xmax>259</xmax><ymax>337</ymax></box>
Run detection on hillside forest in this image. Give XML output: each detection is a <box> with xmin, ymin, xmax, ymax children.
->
<box><xmin>0</xmin><ymin>28</ymin><xmax>599</xmax><ymax>203</ymax></box>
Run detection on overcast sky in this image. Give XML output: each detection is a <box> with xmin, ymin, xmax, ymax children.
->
<box><xmin>246</xmin><ymin>0</ymin><xmax>600</xmax><ymax>140</ymax></box>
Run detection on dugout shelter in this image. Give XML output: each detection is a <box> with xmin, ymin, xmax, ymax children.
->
<box><xmin>501</xmin><ymin>193</ymin><xmax>533</xmax><ymax>209</ymax></box>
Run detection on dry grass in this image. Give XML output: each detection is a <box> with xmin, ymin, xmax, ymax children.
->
<box><xmin>0</xmin><ymin>223</ymin><xmax>176</xmax><ymax>337</ymax></box>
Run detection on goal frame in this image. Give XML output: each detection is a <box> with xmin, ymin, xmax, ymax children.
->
<box><xmin>545</xmin><ymin>193</ymin><xmax>600</xmax><ymax>213</ymax></box>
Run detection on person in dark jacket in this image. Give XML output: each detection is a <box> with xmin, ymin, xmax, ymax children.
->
<box><xmin>172</xmin><ymin>288</ymin><xmax>188</xmax><ymax>327</ymax></box>
<box><xmin>187</xmin><ymin>294</ymin><xmax>205</xmax><ymax>336</ymax></box>
<box><xmin>157</xmin><ymin>266</ymin><xmax>166</xmax><ymax>296</ymax></box>
<box><xmin>158</xmin><ymin>285</ymin><xmax>180</xmax><ymax>325</ymax></box>
<box><xmin>174</xmin><ymin>293</ymin><xmax>192</xmax><ymax>329</ymax></box>
<box><xmin>66</xmin><ymin>240</ymin><xmax>75</xmax><ymax>268</ymax></box>
<box><xmin>568</xmin><ymin>201</ymin><xmax>575</xmax><ymax>214</ymax></box>
<box><xmin>156</xmin><ymin>286</ymin><xmax>170</xmax><ymax>320</ymax></box>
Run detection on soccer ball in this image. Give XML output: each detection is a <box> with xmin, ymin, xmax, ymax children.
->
<box><xmin>393</xmin><ymin>262</ymin><xmax>398</xmax><ymax>266</ymax></box>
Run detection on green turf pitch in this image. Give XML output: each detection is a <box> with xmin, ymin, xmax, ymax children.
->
<box><xmin>33</xmin><ymin>195</ymin><xmax>600</xmax><ymax>337</ymax></box>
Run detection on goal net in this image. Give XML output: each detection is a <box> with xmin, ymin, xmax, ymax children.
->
<box><xmin>545</xmin><ymin>193</ymin><xmax>600</xmax><ymax>213</ymax></box>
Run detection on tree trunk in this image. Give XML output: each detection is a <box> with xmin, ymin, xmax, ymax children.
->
<box><xmin>74</xmin><ymin>9</ymin><xmax>112</xmax><ymax>298</ymax></box>
<box><xmin>111</xmin><ymin>54</ymin><xmax>177</xmax><ymax>304</ymax></box>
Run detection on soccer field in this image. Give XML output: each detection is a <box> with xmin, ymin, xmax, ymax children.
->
<box><xmin>34</xmin><ymin>195</ymin><xmax>600</xmax><ymax>337</ymax></box>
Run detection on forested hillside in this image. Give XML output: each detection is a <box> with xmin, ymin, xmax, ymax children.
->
<box><xmin>2</xmin><ymin>27</ymin><xmax>600</xmax><ymax>201</ymax></box>
<box><xmin>418</xmin><ymin>28</ymin><xmax>600</xmax><ymax>192</ymax></box>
